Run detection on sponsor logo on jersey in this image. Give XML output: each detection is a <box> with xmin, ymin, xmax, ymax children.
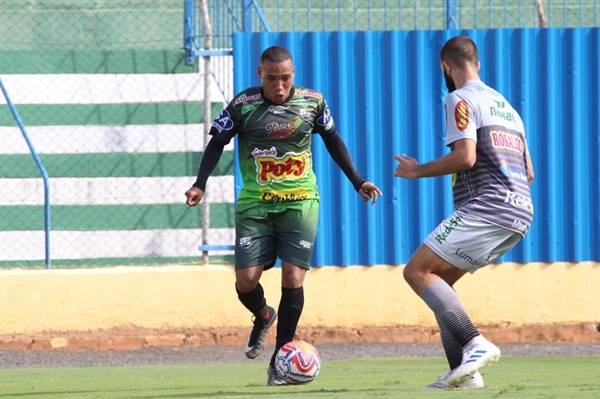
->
<box><xmin>255</xmin><ymin>152</ymin><xmax>309</xmax><ymax>185</ymax></box>
<box><xmin>435</xmin><ymin>214</ymin><xmax>463</xmax><ymax>244</ymax></box>
<box><xmin>454</xmin><ymin>100</ymin><xmax>469</xmax><ymax>131</ymax></box>
<box><xmin>242</xmin><ymin>101</ymin><xmax>262</xmax><ymax>114</ymax></box>
<box><xmin>252</xmin><ymin>146</ymin><xmax>277</xmax><ymax>158</ymax></box>
<box><xmin>260</xmin><ymin>187</ymin><xmax>310</xmax><ymax>202</ymax></box>
<box><xmin>490</xmin><ymin>130</ymin><xmax>524</xmax><ymax>154</ymax></box>
<box><xmin>235</xmin><ymin>93</ymin><xmax>261</xmax><ymax>104</ymax></box>
<box><xmin>490</xmin><ymin>106</ymin><xmax>516</xmax><ymax>122</ymax></box>
<box><xmin>239</xmin><ymin>237</ymin><xmax>253</xmax><ymax>251</ymax></box>
<box><xmin>511</xmin><ymin>219</ymin><xmax>529</xmax><ymax>232</ymax></box>
<box><xmin>265</xmin><ymin>119</ymin><xmax>300</xmax><ymax>140</ymax></box>
<box><xmin>268</xmin><ymin>105</ymin><xmax>286</xmax><ymax>114</ymax></box>
<box><xmin>211</xmin><ymin>109</ymin><xmax>234</xmax><ymax>132</ymax></box>
<box><xmin>504</xmin><ymin>189</ymin><xmax>533</xmax><ymax>211</ymax></box>
<box><xmin>454</xmin><ymin>248</ymin><xmax>485</xmax><ymax>267</ymax></box>
<box><xmin>295</xmin><ymin>89</ymin><xmax>322</xmax><ymax>99</ymax></box>
<box><xmin>317</xmin><ymin>104</ymin><xmax>334</xmax><ymax>130</ymax></box>
<box><xmin>500</xmin><ymin>159</ymin><xmax>529</xmax><ymax>185</ymax></box>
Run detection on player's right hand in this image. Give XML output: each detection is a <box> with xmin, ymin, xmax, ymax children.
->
<box><xmin>185</xmin><ymin>187</ymin><xmax>204</xmax><ymax>206</ymax></box>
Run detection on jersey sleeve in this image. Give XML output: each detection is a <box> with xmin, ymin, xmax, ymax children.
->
<box><xmin>444</xmin><ymin>92</ymin><xmax>477</xmax><ymax>147</ymax></box>
<box><xmin>208</xmin><ymin>101</ymin><xmax>240</xmax><ymax>145</ymax></box>
<box><xmin>312</xmin><ymin>98</ymin><xmax>337</xmax><ymax>136</ymax></box>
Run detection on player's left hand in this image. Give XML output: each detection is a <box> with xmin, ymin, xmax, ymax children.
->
<box><xmin>393</xmin><ymin>154</ymin><xmax>420</xmax><ymax>179</ymax></box>
<box><xmin>358</xmin><ymin>182</ymin><xmax>382</xmax><ymax>205</ymax></box>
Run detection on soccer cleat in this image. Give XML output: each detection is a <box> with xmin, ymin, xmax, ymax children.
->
<box><xmin>423</xmin><ymin>370</ymin><xmax>484</xmax><ymax>390</ymax></box>
<box><xmin>244</xmin><ymin>306</ymin><xmax>277</xmax><ymax>359</ymax></box>
<box><xmin>446</xmin><ymin>339</ymin><xmax>501</xmax><ymax>386</ymax></box>
<box><xmin>267</xmin><ymin>364</ymin><xmax>288</xmax><ymax>386</ymax></box>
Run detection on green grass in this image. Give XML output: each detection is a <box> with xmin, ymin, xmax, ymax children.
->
<box><xmin>1</xmin><ymin>356</ymin><xmax>598</xmax><ymax>399</ymax></box>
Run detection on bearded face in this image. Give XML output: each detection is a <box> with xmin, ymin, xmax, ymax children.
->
<box><xmin>443</xmin><ymin>70</ymin><xmax>456</xmax><ymax>93</ymax></box>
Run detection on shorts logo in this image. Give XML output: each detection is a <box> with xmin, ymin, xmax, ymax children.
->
<box><xmin>299</xmin><ymin>240</ymin><xmax>312</xmax><ymax>249</ymax></box>
<box><xmin>239</xmin><ymin>237</ymin><xmax>253</xmax><ymax>251</ymax></box>
<box><xmin>454</xmin><ymin>100</ymin><xmax>469</xmax><ymax>131</ymax></box>
<box><xmin>454</xmin><ymin>248</ymin><xmax>485</xmax><ymax>267</ymax></box>
<box><xmin>212</xmin><ymin>109</ymin><xmax>234</xmax><ymax>132</ymax></box>
<box><xmin>317</xmin><ymin>104</ymin><xmax>334</xmax><ymax>130</ymax></box>
<box><xmin>435</xmin><ymin>215</ymin><xmax>462</xmax><ymax>244</ymax></box>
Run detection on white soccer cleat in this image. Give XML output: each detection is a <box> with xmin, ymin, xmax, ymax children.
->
<box><xmin>423</xmin><ymin>370</ymin><xmax>484</xmax><ymax>390</ymax></box>
<box><xmin>446</xmin><ymin>338</ymin><xmax>501</xmax><ymax>386</ymax></box>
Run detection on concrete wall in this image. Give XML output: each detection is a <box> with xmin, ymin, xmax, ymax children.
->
<box><xmin>1</xmin><ymin>263</ymin><xmax>597</xmax><ymax>337</ymax></box>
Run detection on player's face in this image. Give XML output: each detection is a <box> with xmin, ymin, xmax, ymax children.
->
<box><xmin>258</xmin><ymin>59</ymin><xmax>295</xmax><ymax>104</ymax></box>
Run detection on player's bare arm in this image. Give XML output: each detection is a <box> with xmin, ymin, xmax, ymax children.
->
<box><xmin>393</xmin><ymin>138</ymin><xmax>476</xmax><ymax>179</ymax></box>
<box><xmin>185</xmin><ymin>187</ymin><xmax>204</xmax><ymax>206</ymax></box>
<box><xmin>358</xmin><ymin>181</ymin><xmax>383</xmax><ymax>205</ymax></box>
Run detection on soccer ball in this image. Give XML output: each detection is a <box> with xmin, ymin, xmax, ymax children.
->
<box><xmin>274</xmin><ymin>340</ymin><xmax>321</xmax><ymax>384</ymax></box>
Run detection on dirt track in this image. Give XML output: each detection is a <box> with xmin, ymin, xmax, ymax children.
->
<box><xmin>1</xmin><ymin>342</ymin><xmax>598</xmax><ymax>369</ymax></box>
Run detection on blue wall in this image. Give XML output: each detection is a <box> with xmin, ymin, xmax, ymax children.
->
<box><xmin>233</xmin><ymin>28</ymin><xmax>600</xmax><ymax>266</ymax></box>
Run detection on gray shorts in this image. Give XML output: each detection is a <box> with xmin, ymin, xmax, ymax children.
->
<box><xmin>424</xmin><ymin>211</ymin><xmax>523</xmax><ymax>273</ymax></box>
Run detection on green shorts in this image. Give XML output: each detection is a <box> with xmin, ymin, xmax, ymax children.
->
<box><xmin>234</xmin><ymin>199</ymin><xmax>319</xmax><ymax>270</ymax></box>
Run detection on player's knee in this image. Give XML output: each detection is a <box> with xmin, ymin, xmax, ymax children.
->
<box><xmin>235</xmin><ymin>276</ymin><xmax>259</xmax><ymax>293</ymax></box>
<box><xmin>403</xmin><ymin>264</ymin><xmax>419</xmax><ymax>286</ymax></box>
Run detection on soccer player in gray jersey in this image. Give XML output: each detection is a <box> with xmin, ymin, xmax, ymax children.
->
<box><xmin>393</xmin><ymin>36</ymin><xmax>534</xmax><ymax>390</ymax></box>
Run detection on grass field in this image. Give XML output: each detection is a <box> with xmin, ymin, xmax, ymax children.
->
<box><xmin>1</xmin><ymin>356</ymin><xmax>598</xmax><ymax>399</ymax></box>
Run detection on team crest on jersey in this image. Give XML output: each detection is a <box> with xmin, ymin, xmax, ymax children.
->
<box><xmin>454</xmin><ymin>100</ymin><xmax>469</xmax><ymax>131</ymax></box>
<box><xmin>317</xmin><ymin>104</ymin><xmax>334</xmax><ymax>130</ymax></box>
<box><xmin>212</xmin><ymin>109</ymin><xmax>233</xmax><ymax>132</ymax></box>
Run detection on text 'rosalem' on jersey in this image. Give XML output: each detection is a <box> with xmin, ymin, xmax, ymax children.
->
<box><xmin>445</xmin><ymin>80</ymin><xmax>533</xmax><ymax>236</ymax></box>
<box><xmin>209</xmin><ymin>86</ymin><xmax>335</xmax><ymax>205</ymax></box>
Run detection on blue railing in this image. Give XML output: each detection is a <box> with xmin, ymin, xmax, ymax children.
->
<box><xmin>0</xmin><ymin>78</ymin><xmax>52</xmax><ymax>268</ymax></box>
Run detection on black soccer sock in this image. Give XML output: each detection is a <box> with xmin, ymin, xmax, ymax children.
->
<box><xmin>236</xmin><ymin>282</ymin><xmax>268</xmax><ymax>320</ymax></box>
<box><xmin>420</xmin><ymin>279</ymin><xmax>479</xmax><ymax>348</ymax></box>
<box><xmin>270</xmin><ymin>286</ymin><xmax>304</xmax><ymax>366</ymax></box>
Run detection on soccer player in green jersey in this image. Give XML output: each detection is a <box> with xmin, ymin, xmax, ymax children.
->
<box><xmin>185</xmin><ymin>45</ymin><xmax>382</xmax><ymax>385</ymax></box>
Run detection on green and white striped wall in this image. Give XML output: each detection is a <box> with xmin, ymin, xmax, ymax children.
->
<box><xmin>0</xmin><ymin>1</ymin><xmax>234</xmax><ymax>267</ymax></box>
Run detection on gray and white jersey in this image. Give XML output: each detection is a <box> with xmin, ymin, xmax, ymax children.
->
<box><xmin>445</xmin><ymin>80</ymin><xmax>533</xmax><ymax>236</ymax></box>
